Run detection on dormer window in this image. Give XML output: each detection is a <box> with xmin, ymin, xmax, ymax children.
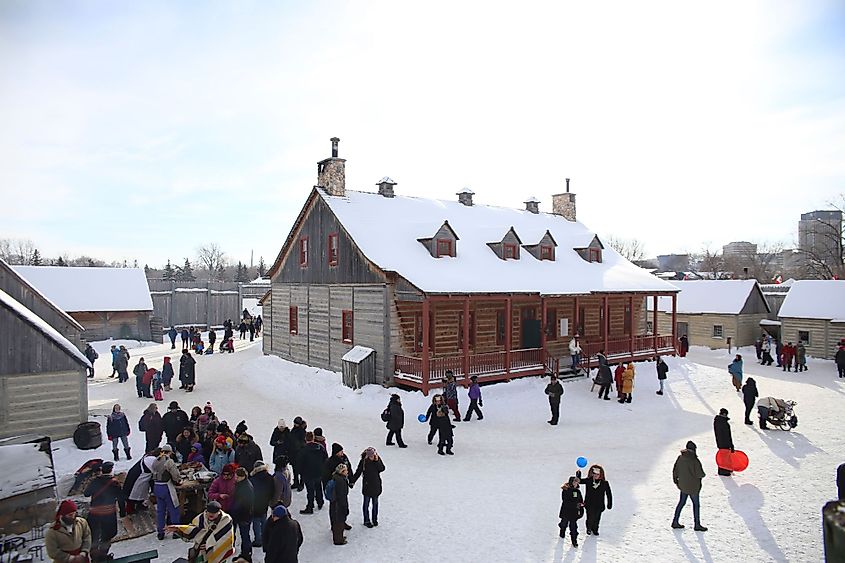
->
<box><xmin>575</xmin><ymin>235</ymin><xmax>604</xmax><ymax>264</ymax></box>
<box><xmin>540</xmin><ymin>245</ymin><xmax>554</xmax><ymax>261</ymax></box>
<box><xmin>488</xmin><ymin>227</ymin><xmax>523</xmax><ymax>261</ymax></box>
<box><xmin>522</xmin><ymin>230</ymin><xmax>557</xmax><ymax>261</ymax></box>
<box><xmin>503</xmin><ymin>243</ymin><xmax>519</xmax><ymax>260</ymax></box>
<box><xmin>436</xmin><ymin>239</ymin><xmax>453</xmax><ymax>258</ymax></box>
<box><xmin>588</xmin><ymin>248</ymin><xmax>602</xmax><ymax>263</ymax></box>
<box><xmin>419</xmin><ymin>221</ymin><xmax>459</xmax><ymax>258</ymax></box>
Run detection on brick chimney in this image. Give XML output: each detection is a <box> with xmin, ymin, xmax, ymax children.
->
<box><xmin>552</xmin><ymin>178</ymin><xmax>576</xmax><ymax>221</ymax></box>
<box><xmin>524</xmin><ymin>196</ymin><xmax>540</xmax><ymax>214</ymax></box>
<box><xmin>317</xmin><ymin>137</ymin><xmax>346</xmax><ymax>197</ymax></box>
<box><xmin>457</xmin><ymin>188</ymin><xmax>474</xmax><ymax>206</ymax></box>
<box><xmin>377</xmin><ymin>177</ymin><xmax>396</xmax><ymax>198</ymax></box>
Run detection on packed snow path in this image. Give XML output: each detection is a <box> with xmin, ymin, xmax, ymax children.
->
<box><xmin>52</xmin><ymin>338</ymin><xmax>843</xmax><ymax>562</ymax></box>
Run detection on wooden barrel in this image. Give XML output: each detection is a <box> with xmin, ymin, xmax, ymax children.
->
<box><xmin>73</xmin><ymin>421</ymin><xmax>103</xmax><ymax>450</ymax></box>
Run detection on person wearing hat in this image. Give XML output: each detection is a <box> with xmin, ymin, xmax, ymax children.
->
<box><xmin>163</xmin><ymin>401</ymin><xmax>189</xmax><ymax>446</ymax></box>
<box><xmin>433</xmin><ymin>398</ymin><xmax>455</xmax><ymax>455</ymax></box>
<box><xmin>83</xmin><ymin>462</ymin><xmax>125</xmax><ymax>561</ymax></box>
<box><xmin>262</xmin><ymin>505</ymin><xmax>303</xmax><ymax>563</ymax></box>
<box><xmin>168</xmin><ymin>501</ymin><xmax>234</xmax><ymax>563</ymax></box>
<box><xmin>558</xmin><ymin>475</ymin><xmax>584</xmax><ymax>547</ymax></box>
<box><xmin>209</xmin><ymin>463</ymin><xmax>237</xmax><ymax>513</ymax></box>
<box><xmin>464</xmin><ymin>376</ymin><xmax>483</xmax><ymax>421</ymax></box>
<box><xmin>209</xmin><ymin>435</ymin><xmax>235</xmax><ymax>475</ymax></box>
<box><xmin>188</xmin><ymin>442</ymin><xmax>207</xmax><ymax>466</ymax></box>
<box><xmin>133</xmin><ymin>357</ymin><xmax>149</xmax><ymax>398</ymax></box>
<box><xmin>544</xmin><ymin>374</ymin><xmax>564</xmax><ymax>425</ymax></box>
<box><xmin>322</xmin><ymin>443</ymin><xmax>353</xmax><ymax>489</ymax></box>
<box><xmin>270</xmin><ymin>419</ymin><xmax>291</xmax><ymax>464</ymax></box>
<box><xmin>443</xmin><ymin>371</ymin><xmax>462</xmax><ymax>422</ymax></box>
<box><xmin>230</xmin><ymin>467</ymin><xmax>255</xmax><ymax>561</ymax></box>
<box><xmin>328</xmin><ymin>464</ymin><xmax>351</xmax><ymax>545</ymax></box>
<box><xmin>298</xmin><ymin>432</ymin><xmax>327</xmax><ymax>514</ymax></box>
<box><xmin>713</xmin><ymin>408</ymin><xmax>735</xmax><ymax>476</ymax></box>
<box><xmin>289</xmin><ymin>417</ymin><xmax>307</xmax><ymax>491</ymax></box>
<box><xmin>250</xmin><ymin>461</ymin><xmax>276</xmax><ymax>548</ymax></box>
<box><xmin>384</xmin><ymin>394</ymin><xmax>407</xmax><ymax>448</ymax></box>
<box><xmin>180</xmin><ymin>349</ymin><xmax>197</xmax><ymax>392</ymax></box>
<box><xmin>235</xmin><ymin>433</ymin><xmax>264</xmax><ymax>474</ymax></box>
<box><xmin>152</xmin><ymin>444</ymin><xmax>182</xmax><ymax>539</ymax></box>
<box><xmin>109</xmin><ymin>344</ymin><xmax>119</xmax><ymax>378</ymax></box>
<box><xmin>139</xmin><ymin>403</ymin><xmax>163</xmax><ymax>454</ymax></box>
<box><xmin>350</xmin><ymin>447</ymin><xmax>385</xmax><ymax>528</ymax></box>
<box><xmin>671</xmin><ymin>441</ymin><xmax>707</xmax><ymax>531</ymax></box>
<box><xmin>45</xmin><ymin>500</ymin><xmax>92</xmax><ymax>563</ymax></box>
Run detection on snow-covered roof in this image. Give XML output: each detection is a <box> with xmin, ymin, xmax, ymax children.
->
<box><xmin>0</xmin><ymin>443</ymin><xmax>55</xmax><ymax>500</ymax></box>
<box><xmin>13</xmin><ymin>266</ymin><xmax>153</xmax><ymax>312</ymax></box>
<box><xmin>342</xmin><ymin>345</ymin><xmax>375</xmax><ymax>363</ymax></box>
<box><xmin>0</xmin><ymin>258</ymin><xmax>84</xmax><ymax>332</ymax></box>
<box><xmin>248</xmin><ymin>276</ymin><xmax>271</xmax><ymax>285</ymax></box>
<box><xmin>778</xmin><ymin>280</ymin><xmax>845</xmax><ymax>320</ymax></box>
<box><xmin>320</xmin><ymin>190</ymin><xmax>677</xmax><ymax>295</ymax></box>
<box><xmin>0</xmin><ymin>288</ymin><xmax>90</xmax><ymax>367</ymax></box>
<box><xmin>647</xmin><ymin>280</ymin><xmax>764</xmax><ymax>315</ymax></box>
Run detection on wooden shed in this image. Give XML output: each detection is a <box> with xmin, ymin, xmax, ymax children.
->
<box><xmin>650</xmin><ymin>280</ymin><xmax>770</xmax><ymax>349</ymax></box>
<box><xmin>13</xmin><ymin>266</ymin><xmax>154</xmax><ymax>341</ymax></box>
<box><xmin>0</xmin><ymin>288</ymin><xmax>90</xmax><ymax>440</ymax></box>
<box><xmin>778</xmin><ymin>280</ymin><xmax>845</xmax><ymax>360</ymax></box>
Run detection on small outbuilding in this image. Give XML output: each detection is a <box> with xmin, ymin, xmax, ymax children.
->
<box><xmin>778</xmin><ymin>280</ymin><xmax>845</xmax><ymax>360</ymax></box>
<box><xmin>13</xmin><ymin>266</ymin><xmax>154</xmax><ymax>341</ymax></box>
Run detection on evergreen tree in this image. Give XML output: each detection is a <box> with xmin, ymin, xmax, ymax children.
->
<box><xmin>235</xmin><ymin>261</ymin><xmax>248</xmax><ymax>283</ymax></box>
<box><xmin>87</xmin><ymin>258</ymin><xmax>96</xmax><ymax>267</ymax></box>
<box><xmin>163</xmin><ymin>259</ymin><xmax>176</xmax><ymax>280</ymax></box>
<box><xmin>55</xmin><ymin>257</ymin><xmax>67</xmax><ymax>266</ymax></box>
<box><xmin>31</xmin><ymin>249</ymin><xmax>42</xmax><ymax>266</ymax></box>
<box><xmin>178</xmin><ymin>258</ymin><xmax>196</xmax><ymax>281</ymax></box>
<box><xmin>257</xmin><ymin>256</ymin><xmax>266</xmax><ymax>277</ymax></box>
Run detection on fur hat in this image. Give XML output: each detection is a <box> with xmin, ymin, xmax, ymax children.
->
<box><xmin>719</xmin><ymin>408</ymin><xmax>729</xmax><ymax>417</ymax></box>
<box><xmin>277</xmin><ymin>419</ymin><xmax>287</xmax><ymax>429</ymax></box>
<box><xmin>685</xmin><ymin>440</ymin><xmax>697</xmax><ymax>452</ymax></box>
<box><xmin>204</xmin><ymin>402</ymin><xmax>214</xmax><ymax>412</ymax></box>
<box><xmin>331</xmin><ymin>443</ymin><xmax>344</xmax><ymax>456</ymax></box>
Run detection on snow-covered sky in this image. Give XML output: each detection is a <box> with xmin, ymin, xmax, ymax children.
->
<box><xmin>1</xmin><ymin>1</ymin><xmax>844</xmax><ymax>266</ymax></box>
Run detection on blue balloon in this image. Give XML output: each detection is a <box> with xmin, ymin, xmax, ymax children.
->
<box><xmin>576</xmin><ymin>456</ymin><xmax>588</xmax><ymax>468</ymax></box>
<box><xmin>418</xmin><ymin>414</ymin><xmax>427</xmax><ymax>423</ymax></box>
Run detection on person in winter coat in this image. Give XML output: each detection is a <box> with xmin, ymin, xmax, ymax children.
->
<box><xmin>187</xmin><ymin>443</ymin><xmax>206</xmax><ymax>467</ymax></box>
<box><xmin>545</xmin><ymin>374</ymin><xmax>564</xmax><ymax>425</ymax></box>
<box><xmin>230</xmin><ymin>468</ymin><xmax>255</xmax><ymax>561</ymax></box>
<box><xmin>248</xmin><ymin>320</ymin><xmax>256</xmax><ymax>342</ymax></box>
<box><xmin>728</xmin><ymin>355</ymin><xmax>743</xmax><ymax>392</ymax></box>
<box><xmin>160</xmin><ymin>357</ymin><xmax>175</xmax><ymax>391</ymax></box>
<box><xmin>208</xmin><ymin>329</ymin><xmax>217</xmax><ymax>352</ymax></box>
<box><xmin>671</xmin><ymin>441</ymin><xmax>707</xmax><ymax>531</ymax></box>
<box><xmin>289</xmin><ymin>417</ymin><xmax>307</xmax><ymax>490</ymax></box>
<box><xmin>328</xmin><ymin>464</ymin><xmax>351</xmax><ymax>545</ymax></box>
<box><xmin>180</xmin><ymin>350</ymin><xmax>197</xmax><ymax>392</ymax></box>
<box><xmin>141</xmin><ymin>368</ymin><xmax>155</xmax><ymax>399</ymax></box>
<box><xmin>443</xmin><ymin>371</ymin><xmax>462</xmax><ymax>422</ymax></box>
<box><xmin>713</xmin><ymin>408</ymin><xmax>734</xmax><ymax>476</ymax></box>
<box><xmin>569</xmin><ymin>335</ymin><xmax>582</xmax><ymax>371</ymax></box>
<box><xmin>133</xmin><ymin>358</ymin><xmax>148</xmax><ymax>398</ymax></box>
<box><xmin>756</xmin><ymin>396</ymin><xmax>788</xmax><ymax>429</ymax></box>
<box><xmin>433</xmin><ymin>403</ymin><xmax>455</xmax><ymax>455</ymax></box>
<box><xmin>323</xmin><ymin>443</ymin><xmax>354</xmax><ymax>487</ymax></box>
<box><xmin>236</xmin><ymin>434</ymin><xmax>264</xmax><ymax>472</ymax></box>
<box><xmin>273</xmin><ymin>456</ymin><xmax>293</xmax><ymax>510</ymax></box>
<box><xmin>384</xmin><ymin>394</ymin><xmax>407</xmax><ymax>447</ymax></box>
<box><xmin>614</xmin><ymin>364</ymin><xmax>625</xmax><ymax>400</ymax></box>
<box><xmin>139</xmin><ymin>403</ymin><xmax>163</xmax><ymax>454</ymax></box>
<box><xmin>754</xmin><ymin>336</ymin><xmax>763</xmax><ymax>360</ymax></box>
<box><xmin>167</xmin><ymin>327</ymin><xmax>178</xmax><ymax>349</ymax></box>
<box><xmin>838</xmin><ymin>463</ymin><xmax>845</xmax><ymax>500</ymax></box>
<box><xmin>298</xmin><ymin>433</ymin><xmax>327</xmax><ymax>514</ymax></box>
<box><xmin>678</xmin><ymin>334</ymin><xmax>689</xmax><ymax>357</ymax></box>
<box><xmin>576</xmin><ymin>465</ymin><xmax>612</xmax><ymax>536</ymax></box>
<box><xmin>162</xmin><ymin>401</ymin><xmax>190</xmax><ymax>446</ymax></box>
<box><xmin>84</xmin><ymin>461</ymin><xmax>125</xmax><ymax>562</ymax></box>
<box><xmin>250</xmin><ymin>461</ymin><xmax>275</xmax><ymax>547</ymax></box>
<box><xmin>151</xmin><ymin>445</ymin><xmax>182</xmax><ymax>539</ymax></box>
<box><xmin>175</xmin><ymin>427</ymin><xmax>199</xmax><ymax>463</ymax></box>
<box><xmin>464</xmin><ymin>375</ymin><xmax>484</xmax><ymax>420</ymax></box>
<box><xmin>168</xmin><ymin>501</ymin><xmax>234</xmax><ymax>563</ymax></box>
<box><xmin>84</xmin><ymin>343</ymin><xmax>98</xmax><ymax>378</ymax></box>
<box><xmin>795</xmin><ymin>341</ymin><xmax>807</xmax><ymax>371</ymax></box>
<box><xmin>351</xmin><ymin>447</ymin><xmax>385</xmax><ymax>528</ymax></box>
<box><xmin>209</xmin><ymin>436</ymin><xmax>235</xmax><ymax>475</ymax></box>
<box><xmin>424</xmin><ymin>395</ymin><xmax>445</xmax><ymax>444</ymax></box>
<box><xmin>151</xmin><ymin>370</ymin><xmax>163</xmax><ymax>401</ymax></box>
<box><xmin>595</xmin><ymin>362</ymin><xmax>613</xmax><ymax>400</ymax></box>
<box><xmin>270</xmin><ymin>419</ymin><xmax>291</xmax><ymax>464</ymax></box>
<box><xmin>741</xmin><ymin>378</ymin><xmax>759</xmax><ymax>425</ymax></box>
<box><xmin>760</xmin><ymin>336</ymin><xmax>774</xmax><ymax>366</ymax></box>
<box><xmin>106</xmin><ymin>404</ymin><xmax>131</xmax><ymax>461</ymax></box>
<box><xmin>180</xmin><ymin>328</ymin><xmax>190</xmax><ymax>349</ymax></box>
<box><xmin>239</xmin><ymin>321</ymin><xmax>248</xmax><ymax>339</ymax></box>
<box><xmin>262</xmin><ymin>505</ymin><xmax>303</xmax><ymax>563</ymax></box>
<box><xmin>45</xmin><ymin>500</ymin><xmax>92</xmax><ymax>563</ymax></box>
<box><xmin>656</xmin><ymin>356</ymin><xmax>669</xmax><ymax>396</ymax></box>
<box><xmin>837</xmin><ymin>345</ymin><xmax>845</xmax><ymax>379</ymax></box>
<box><xmin>255</xmin><ymin>316</ymin><xmax>263</xmax><ymax>335</ymax></box>
<box><xmin>208</xmin><ymin>464</ymin><xmax>237</xmax><ymax>513</ymax></box>
<box><xmin>781</xmin><ymin>342</ymin><xmax>796</xmax><ymax>372</ymax></box>
<box><xmin>109</xmin><ymin>345</ymin><xmax>119</xmax><ymax>378</ymax></box>
<box><xmin>619</xmin><ymin>363</ymin><xmax>635</xmax><ymax>404</ymax></box>
<box><xmin>558</xmin><ymin>475</ymin><xmax>584</xmax><ymax>547</ymax></box>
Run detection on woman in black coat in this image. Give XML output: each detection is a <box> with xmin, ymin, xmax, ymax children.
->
<box><xmin>270</xmin><ymin>420</ymin><xmax>291</xmax><ymax>463</ymax></box>
<box><xmin>351</xmin><ymin>448</ymin><xmax>385</xmax><ymax>527</ymax></box>
<box><xmin>576</xmin><ymin>465</ymin><xmax>612</xmax><ymax>536</ymax></box>
<box><xmin>329</xmin><ymin>464</ymin><xmax>350</xmax><ymax>545</ymax></box>
<box><xmin>714</xmin><ymin>408</ymin><xmax>734</xmax><ymax>476</ymax></box>
<box><xmin>559</xmin><ymin>476</ymin><xmax>584</xmax><ymax>547</ymax></box>
<box><xmin>385</xmin><ymin>394</ymin><xmax>406</xmax><ymax>448</ymax></box>
<box><xmin>139</xmin><ymin>404</ymin><xmax>163</xmax><ymax>454</ymax></box>
<box><xmin>262</xmin><ymin>506</ymin><xmax>303</xmax><ymax>563</ymax></box>
<box><xmin>741</xmin><ymin>378</ymin><xmax>759</xmax><ymax>425</ymax></box>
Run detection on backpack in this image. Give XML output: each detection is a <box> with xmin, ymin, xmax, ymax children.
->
<box><xmin>380</xmin><ymin>407</ymin><xmax>390</xmax><ymax>423</ymax></box>
<box><xmin>324</xmin><ymin>478</ymin><xmax>336</xmax><ymax>502</ymax></box>
<box><xmin>138</xmin><ymin>414</ymin><xmax>147</xmax><ymax>432</ymax></box>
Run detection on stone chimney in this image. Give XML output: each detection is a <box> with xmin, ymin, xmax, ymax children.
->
<box><xmin>552</xmin><ymin>178</ymin><xmax>576</xmax><ymax>221</ymax></box>
<box><xmin>317</xmin><ymin>137</ymin><xmax>346</xmax><ymax>197</ymax></box>
<box><xmin>524</xmin><ymin>196</ymin><xmax>540</xmax><ymax>214</ymax></box>
<box><xmin>377</xmin><ymin>176</ymin><xmax>396</xmax><ymax>198</ymax></box>
<box><xmin>457</xmin><ymin>188</ymin><xmax>474</xmax><ymax>206</ymax></box>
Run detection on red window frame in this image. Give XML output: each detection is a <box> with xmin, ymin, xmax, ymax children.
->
<box><xmin>496</xmin><ymin>310</ymin><xmax>506</xmax><ymax>346</ymax></box>
<box><xmin>299</xmin><ymin>237</ymin><xmax>309</xmax><ymax>267</ymax></box>
<box><xmin>546</xmin><ymin>308</ymin><xmax>557</xmax><ymax>339</ymax></box>
<box><xmin>540</xmin><ymin>245</ymin><xmax>554</xmax><ymax>260</ymax></box>
<box><xmin>289</xmin><ymin>306</ymin><xmax>298</xmax><ymax>335</ymax></box>
<box><xmin>458</xmin><ymin>311</ymin><xmax>476</xmax><ymax>349</ymax></box>
<box><xmin>588</xmin><ymin>248</ymin><xmax>602</xmax><ymax>263</ymax></box>
<box><xmin>327</xmin><ymin>233</ymin><xmax>339</xmax><ymax>266</ymax></box>
<box><xmin>436</xmin><ymin>239</ymin><xmax>453</xmax><ymax>258</ymax></box>
<box><xmin>342</xmin><ymin>310</ymin><xmax>353</xmax><ymax>344</ymax></box>
<box><xmin>503</xmin><ymin>243</ymin><xmax>518</xmax><ymax>260</ymax></box>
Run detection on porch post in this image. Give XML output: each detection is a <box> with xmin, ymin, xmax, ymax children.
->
<box><xmin>628</xmin><ymin>294</ymin><xmax>634</xmax><ymax>360</ymax></box>
<box><xmin>671</xmin><ymin>292</ymin><xmax>678</xmax><ymax>354</ymax></box>
<box><xmin>462</xmin><ymin>296</ymin><xmax>470</xmax><ymax>383</ymax></box>
<box><xmin>422</xmin><ymin>297</ymin><xmax>431</xmax><ymax>396</ymax></box>
<box><xmin>652</xmin><ymin>295</ymin><xmax>658</xmax><ymax>356</ymax></box>
<box><xmin>602</xmin><ymin>295</ymin><xmax>609</xmax><ymax>354</ymax></box>
<box><xmin>505</xmin><ymin>297</ymin><xmax>512</xmax><ymax>375</ymax></box>
<box><xmin>574</xmin><ymin>296</ymin><xmax>580</xmax><ymax>336</ymax></box>
<box><xmin>540</xmin><ymin>296</ymin><xmax>547</xmax><ymax>353</ymax></box>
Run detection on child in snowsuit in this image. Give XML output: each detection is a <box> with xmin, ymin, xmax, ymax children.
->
<box><xmin>152</xmin><ymin>370</ymin><xmax>164</xmax><ymax>401</ymax></box>
<box><xmin>559</xmin><ymin>476</ymin><xmax>584</xmax><ymax>547</ymax></box>
<box><xmin>434</xmin><ymin>403</ymin><xmax>454</xmax><ymax>455</ymax></box>
<box><xmin>463</xmin><ymin>375</ymin><xmax>483</xmax><ymax>421</ymax></box>
<box><xmin>443</xmin><ymin>371</ymin><xmax>461</xmax><ymax>422</ymax></box>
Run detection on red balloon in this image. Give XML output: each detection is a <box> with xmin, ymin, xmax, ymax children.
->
<box><xmin>715</xmin><ymin>449</ymin><xmax>733</xmax><ymax>470</ymax></box>
<box><xmin>731</xmin><ymin>450</ymin><xmax>749</xmax><ymax>472</ymax></box>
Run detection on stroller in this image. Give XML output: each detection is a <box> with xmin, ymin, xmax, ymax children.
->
<box><xmin>764</xmin><ymin>399</ymin><xmax>798</xmax><ymax>431</ymax></box>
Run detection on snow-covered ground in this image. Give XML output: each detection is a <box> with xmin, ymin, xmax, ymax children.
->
<box><xmin>52</xmin><ymin>339</ymin><xmax>843</xmax><ymax>562</ymax></box>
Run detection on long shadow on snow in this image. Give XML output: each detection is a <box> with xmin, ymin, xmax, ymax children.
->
<box><xmin>722</xmin><ymin>479</ymin><xmax>787</xmax><ymax>561</ymax></box>
<box><xmin>753</xmin><ymin>426</ymin><xmax>822</xmax><ymax>468</ymax></box>
<box><xmin>672</xmin><ymin>529</ymin><xmax>714</xmax><ymax>563</ymax></box>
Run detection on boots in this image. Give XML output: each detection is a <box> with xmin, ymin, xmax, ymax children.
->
<box><xmin>446</xmin><ymin>447</ymin><xmax>454</xmax><ymax>455</ymax></box>
<box><xmin>113</xmin><ymin>449</ymin><xmax>120</xmax><ymax>461</ymax></box>
<box><xmin>438</xmin><ymin>446</ymin><xmax>445</xmax><ymax>456</ymax></box>
<box><xmin>124</xmin><ymin>447</ymin><xmax>131</xmax><ymax>460</ymax></box>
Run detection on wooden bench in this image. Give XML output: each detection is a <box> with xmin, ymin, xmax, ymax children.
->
<box><xmin>111</xmin><ymin>549</ymin><xmax>158</xmax><ymax>563</ymax></box>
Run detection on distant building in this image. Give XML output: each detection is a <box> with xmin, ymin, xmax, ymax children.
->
<box><xmin>798</xmin><ymin>210</ymin><xmax>843</xmax><ymax>269</ymax></box>
<box><xmin>722</xmin><ymin>241</ymin><xmax>757</xmax><ymax>258</ymax></box>
<box><xmin>657</xmin><ymin>254</ymin><xmax>690</xmax><ymax>272</ymax></box>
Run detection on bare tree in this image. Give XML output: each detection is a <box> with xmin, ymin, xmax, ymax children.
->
<box><xmin>691</xmin><ymin>245</ymin><xmax>724</xmax><ymax>279</ymax></box>
<box><xmin>0</xmin><ymin>238</ymin><xmax>38</xmax><ymax>265</ymax></box>
<box><xmin>794</xmin><ymin>194</ymin><xmax>844</xmax><ymax>280</ymax></box>
<box><xmin>722</xmin><ymin>242</ymin><xmax>784</xmax><ymax>282</ymax></box>
<box><xmin>197</xmin><ymin>243</ymin><xmax>228</xmax><ymax>280</ymax></box>
<box><xmin>606</xmin><ymin>236</ymin><xmax>646</xmax><ymax>262</ymax></box>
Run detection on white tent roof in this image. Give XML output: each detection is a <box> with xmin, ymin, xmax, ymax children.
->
<box><xmin>321</xmin><ymin>190</ymin><xmax>677</xmax><ymax>295</ymax></box>
<box><xmin>13</xmin><ymin>266</ymin><xmax>153</xmax><ymax>312</ymax></box>
<box><xmin>647</xmin><ymin>279</ymin><xmax>763</xmax><ymax>314</ymax></box>
<box><xmin>778</xmin><ymin>280</ymin><xmax>845</xmax><ymax>320</ymax></box>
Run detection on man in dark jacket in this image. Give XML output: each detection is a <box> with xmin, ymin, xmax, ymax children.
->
<box><xmin>595</xmin><ymin>363</ymin><xmax>613</xmax><ymax>400</ymax></box>
<box><xmin>250</xmin><ymin>461</ymin><xmax>275</xmax><ymax>549</ymax></box>
<box><xmin>385</xmin><ymin>394</ymin><xmax>407</xmax><ymax>448</ymax></box>
<box><xmin>262</xmin><ymin>505</ymin><xmax>302</xmax><ymax>563</ymax></box>
<box><xmin>671</xmin><ymin>441</ymin><xmax>707</xmax><ymax>531</ymax></box>
<box><xmin>270</xmin><ymin>420</ymin><xmax>290</xmax><ymax>463</ymax></box>
<box><xmin>714</xmin><ymin>408</ymin><xmax>734</xmax><ymax>476</ymax></box>
<box><xmin>162</xmin><ymin>401</ymin><xmax>189</xmax><ymax>446</ymax></box>
<box><xmin>545</xmin><ymin>374</ymin><xmax>564</xmax><ymax>425</ymax></box>
<box><xmin>298</xmin><ymin>432</ymin><xmax>327</xmax><ymax>514</ymax></box>
<box><xmin>838</xmin><ymin>462</ymin><xmax>845</xmax><ymax>500</ymax></box>
<box><xmin>328</xmin><ymin>464</ymin><xmax>350</xmax><ymax>545</ymax></box>
<box><xmin>836</xmin><ymin>345</ymin><xmax>845</xmax><ymax>379</ymax></box>
<box><xmin>133</xmin><ymin>358</ymin><xmax>148</xmax><ymax>398</ymax></box>
<box><xmin>84</xmin><ymin>343</ymin><xmax>98</xmax><ymax>378</ymax></box>
<box><xmin>180</xmin><ymin>350</ymin><xmax>196</xmax><ymax>392</ymax></box>
<box><xmin>231</xmin><ymin>468</ymin><xmax>255</xmax><ymax>561</ymax></box>
<box><xmin>167</xmin><ymin>327</ymin><xmax>177</xmax><ymax>349</ymax></box>
<box><xmin>84</xmin><ymin>462</ymin><xmax>125</xmax><ymax>562</ymax></box>
<box><xmin>322</xmin><ymin>443</ymin><xmax>353</xmax><ymax>488</ymax></box>
<box><xmin>288</xmin><ymin>417</ymin><xmax>307</xmax><ymax>490</ymax></box>
<box><xmin>656</xmin><ymin>356</ymin><xmax>669</xmax><ymax>395</ymax></box>
<box><xmin>235</xmin><ymin>434</ymin><xmax>264</xmax><ymax>474</ymax></box>
<box><xmin>741</xmin><ymin>378</ymin><xmax>759</xmax><ymax>425</ymax></box>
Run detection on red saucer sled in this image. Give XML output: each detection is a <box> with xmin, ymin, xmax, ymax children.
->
<box><xmin>716</xmin><ymin>449</ymin><xmax>749</xmax><ymax>472</ymax></box>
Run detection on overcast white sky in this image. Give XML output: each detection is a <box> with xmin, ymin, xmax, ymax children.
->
<box><xmin>1</xmin><ymin>1</ymin><xmax>843</xmax><ymax>267</ymax></box>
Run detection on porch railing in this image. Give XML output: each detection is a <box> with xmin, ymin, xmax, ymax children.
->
<box><xmin>394</xmin><ymin>348</ymin><xmax>546</xmax><ymax>385</ymax></box>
